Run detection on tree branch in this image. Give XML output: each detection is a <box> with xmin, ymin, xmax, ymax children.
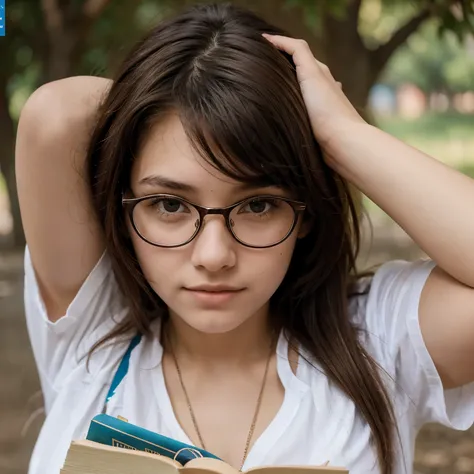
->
<box><xmin>82</xmin><ymin>0</ymin><xmax>112</xmax><ymax>21</ymax></box>
<box><xmin>325</xmin><ymin>0</ymin><xmax>364</xmax><ymax>37</ymax></box>
<box><xmin>321</xmin><ymin>0</ymin><xmax>366</xmax><ymax>64</ymax></box>
<box><xmin>372</xmin><ymin>7</ymin><xmax>432</xmax><ymax>71</ymax></box>
<box><xmin>41</xmin><ymin>0</ymin><xmax>65</xmax><ymax>39</ymax></box>
<box><xmin>71</xmin><ymin>0</ymin><xmax>112</xmax><ymax>70</ymax></box>
<box><xmin>349</xmin><ymin>0</ymin><xmax>363</xmax><ymax>33</ymax></box>
<box><xmin>235</xmin><ymin>0</ymin><xmax>323</xmax><ymax>57</ymax></box>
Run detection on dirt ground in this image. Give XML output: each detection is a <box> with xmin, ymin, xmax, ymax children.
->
<box><xmin>1</xmin><ymin>215</ymin><xmax>473</xmax><ymax>474</ymax></box>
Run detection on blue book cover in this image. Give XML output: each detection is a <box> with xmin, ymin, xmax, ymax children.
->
<box><xmin>0</xmin><ymin>0</ymin><xmax>5</xmax><ymax>36</ymax></box>
<box><xmin>86</xmin><ymin>414</ymin><xmax>220</xmax><ymax>465</ymax></box>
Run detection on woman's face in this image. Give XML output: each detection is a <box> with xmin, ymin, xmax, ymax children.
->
<box><xmin>129</xmin><ymin>114</ymin><xmax>302</xmax><ymax>334</ymax></box>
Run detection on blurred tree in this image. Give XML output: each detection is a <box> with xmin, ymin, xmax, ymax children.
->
<box><xmin>0</xmin><ymin>0</ymin><xmax>141</xmax><ymax>246</ymax></box>
<box><xmin>149</xmin><ymin>0</ymin><xmax>474</xmax><ymax>112</ymax></box>
<box><xmin>445</xmin><ymin>50</ymin><xmax>474</xmax><ymax>93</ymax></box>
<box><xmin>285</xmin><ymin>0</ymin><xmax>474</xmax><ymax>113</ymax></box>
<box><xmin>1</xmin><ymin>0</ymin><xmax>114</xmax><ymax>246</ymax></box>
<box><xmin>41</xmin><ymin>0</ymin><xmax>112</xmax><ymax>80</ymax></box>
<box><xmin>0</xmin><ymin>0</ymin><xmax>43</xmax><ymax>246</ymax></box>
<box><xmin>381</xmin><ymin>22</ymin><xmax>474</xmax><ymax>95</ymax></box>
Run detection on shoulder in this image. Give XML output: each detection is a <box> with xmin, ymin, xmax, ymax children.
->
<box><xmin>24</xmin><ymin>245</ymin><xmax>129</xmax><ymax>407</ymax></box>
<box><xmin>19</xmin><ymin>76</ymin><xmax>111</xmax><ymax>142</ymax></box>
<box><xmin>349</xmin><ymin>259</ymin><xmax>436</xmax><ymax>324</ymax></box>
<box><xmin>348</xmin><ymin>259</ymin><xmax>436</xmax><ymax>360</ymax></box>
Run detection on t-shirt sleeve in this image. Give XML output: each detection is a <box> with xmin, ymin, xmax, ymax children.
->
<box><xmin>23</xmin><ymin>245</ymin><xmax>128</xmax><ymax>411</ymax></box>
<box><xmin>364</xmin><ymin>259</ymin><xmax>474</xmax><ymax>430</ymax></box>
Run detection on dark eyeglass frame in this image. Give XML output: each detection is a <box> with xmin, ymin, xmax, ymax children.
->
<box><xmin>122</xmin><ymin>193</ymin><xmax>307</xmax><ymax>249</ymax></box>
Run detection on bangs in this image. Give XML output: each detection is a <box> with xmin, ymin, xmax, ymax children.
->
<box><xmin>179</xmin><ymin>95</ymin><xmax>306</xmax><ymax>195</ymax></box>
<box><xmin>184</xmin><ymin>118</ymin><xmax>273</xmax><ymax>187</ymax></box>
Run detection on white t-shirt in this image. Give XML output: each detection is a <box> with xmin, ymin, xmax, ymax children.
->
<box><xmin>23</xmin><ymin>246</ymin><xmax>474</xmax><ymax>474</ymax></box>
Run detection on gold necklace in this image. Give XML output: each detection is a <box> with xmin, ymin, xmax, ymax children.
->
<box><xmin>169</xmin><ymin>338</ymin><xmax>274</xmax><ymax>472</ymax></box>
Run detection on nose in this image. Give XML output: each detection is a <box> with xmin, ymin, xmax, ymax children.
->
<box><xmin>190</xmin><ymin>215</ymin><xmax>236</xmax><ymax>272</ymax></box>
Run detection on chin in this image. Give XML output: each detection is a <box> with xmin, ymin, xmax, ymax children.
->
<box><xmin>181</xmin><ymin>310</ymin><xmax>247</xmax><ymax>335</ymax></box>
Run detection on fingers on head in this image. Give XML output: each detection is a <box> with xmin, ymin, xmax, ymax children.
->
<box><xmin>263</xmin><ymin>35</ymin><xmax>335</xmax><ymax>80</ymax></box>
<box><xmin>297</xmin><ymin>38</ymin><xmax>310</xmax><ymax>50</ymax></box>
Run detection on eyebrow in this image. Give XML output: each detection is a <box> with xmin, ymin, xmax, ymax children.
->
<box><xmin>138</xmin><ymin>175</ymin><xmax>197</xmax><ymax>192</ymax></box>
<box><xmin>138</xmin><ymin>174</ymin><xmax>279</xmax><ymax>193</ymax></box>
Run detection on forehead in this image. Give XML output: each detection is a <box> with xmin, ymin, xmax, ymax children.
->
<box><xmin>132</xmin><ymin>114</ymin><xmax>240</xmax><ymax>193</ymax></box>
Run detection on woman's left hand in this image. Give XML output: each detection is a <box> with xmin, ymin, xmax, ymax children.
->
<box><xmin>263</xmin><ymin>34</ymin><xmax>366</xmax><ymax>149</ymax></box>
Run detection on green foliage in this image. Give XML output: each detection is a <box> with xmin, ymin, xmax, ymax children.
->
<box><xmin>290</xmin><ymin>0</ymin><xmax>473</xmax><ymax>45</ymax></box>
<box><xmin>377</xmin><ymin>111</ymin><xmax>474</xmax><ymax>141</ymax></box>
<box><xmin>376</xmin><ymin>112</ymin><xmax>474</xmax><ymax>172</ymax></box>
<box><xmin>444</xmin><ymin>53</ymin><xmax>474</xmax><ymax>92</ymax></box>
<box><xmin>437</xmin><ymin>0</ymin><xmax>474</xmax><ymax>41</ymax></box>
<box><xmin>1</xmin><ymin>0</ymin><xmax>174</xmax><ymax>117</ymax></box>
<box><xmin>1</xmin><ymin>0</ymin><xmax>43</xmax><ymax>119</ymax></box>
<box><xmin>1</xmin><ymin>0</ymin><xmax>43</xmax><ymax>76</ymax></box>
<box><xmin>459</xmin><ymin>163</ymin><xmax>474</xmax><ymax>178</ymax></box>
<box><xmin>285</xmin><ymin>0</ymin><xmax>352</xmax><ymax>32</ymax></box>
<box><xmin>80</xmin><ymin>1</ymin><xmax>172</xmax><ymax>77</ymax></box>
<box><xmin>2</xmin><ymin>0</ymin><xmax>474</xmax><ymax>113</ymax></box>
<box><xmin>380</xmin><ymin>21</ymin><xmax>474</xmax><ymax>93</ymax></box>
<box><xmin>359</xmin><ymin>0</ymin><xmax>421</xmax><ymax>47</ymax></box>
<box><xmin>286</xmin><ymin>0</ymin><xmax>352</xmax><ymax>16</ymax></box>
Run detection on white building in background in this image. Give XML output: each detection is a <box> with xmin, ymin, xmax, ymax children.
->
<box><xmin>368</xmin><ymin>84</ymin><xmax>397</xmax><ymax>116</ymax></box>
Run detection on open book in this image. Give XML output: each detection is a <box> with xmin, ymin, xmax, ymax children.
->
<box><xmin>61</xmin><ymin>440</ymin><xmax>348</xmax><ymax>474</ymax></box>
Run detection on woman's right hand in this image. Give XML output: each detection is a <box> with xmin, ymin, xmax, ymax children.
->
<box><xmin>16</xmin><ymin>76</ymin><xmax>111</xmax><ymax>321</ymax></box>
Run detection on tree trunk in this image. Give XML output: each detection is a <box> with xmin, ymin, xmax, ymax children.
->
<box><xmin>320</xmin><ymin>0</ymin><xmax>375</xmax><ymax>116</ymax></box>
<box><xmin>248</xmin><ymin>0</ymin><xmax>375</xmax><ymax>112</ymax></box>
<box><xmin>322</xmin><ymin>38</ymin><xmax>375</xmax><ymax>118</ymax></box>
<box><xmin>41</xmin><ymin>0</ymin><xmax>112</xmax><ymax>81</ymax></box>
<box><xmin>236</xmin><ymin>0</ymin><xmax>323</xmax><ymax>57</ymax></box>
<box><xmin>45</xmin><ymin>33</ymin><xmax>78</xmax><ymax>81</ymax></box>
<box><xmin>0</xmin><ymin>80</ymin><xmax>25</xmax><ymax>248</ymax></box>
<box><xmin>40</xmin><ymin>0</ymin><xmax>80</xmax><ymax>81</ymax></box>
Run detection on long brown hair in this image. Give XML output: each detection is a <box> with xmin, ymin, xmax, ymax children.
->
<box><xmin>86</xmin><ymin>3</ymin><xmax>396</xmax><ymax>473</ymax></box>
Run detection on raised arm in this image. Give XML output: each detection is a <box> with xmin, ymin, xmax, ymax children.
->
<box><xmin>265</xmin><ymin>34</ymin><xmax>474</xmax><ymax>390</ymax></box>
<box><xmin>16</xmin><ymin>76</ymin><xmax>112</xmax><ymax>322</ymax></box>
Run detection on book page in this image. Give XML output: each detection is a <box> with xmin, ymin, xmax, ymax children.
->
<box><xmin>246</xmin><ymin>466</ymin><xmax>348</xmax><ymax>474</ymax></box>
<box><xmin>62</xmin><ymin>440</ymin><xmax>182</xmax><ymax>474</ymax></box>
<box><xmin>182</xmin><ymin>457</ymin><xmax>239</xmax><ymax>474</ymax></box>
<box><xmin>182</xmin><ymin>457</ymin><xmax>347</xmax><ymax>474</ymax></box>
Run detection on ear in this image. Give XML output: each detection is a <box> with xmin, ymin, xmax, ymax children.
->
<box><xmin>297</xmin><ymin>217</ymin><xmax>312</xmax><ymax>239</ymax></box>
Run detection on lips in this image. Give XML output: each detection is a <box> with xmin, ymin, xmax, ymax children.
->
<box><xmin>184</xmin><ymin>286</ymin><xmax>245</xmax><ymax>306</ymax></box>
<box><xmin>185</xmin><ymin>285</ymin><xmax>243</xmax><ymax>292</ymax></box>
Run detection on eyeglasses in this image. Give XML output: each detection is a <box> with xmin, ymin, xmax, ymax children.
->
<box><xmin>122</xmin><ymin>193</ymin><xmax>306</xmax><ymax>249</ymax></box>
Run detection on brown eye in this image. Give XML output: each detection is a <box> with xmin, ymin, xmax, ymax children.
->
<box><xmin>162</xmin><ymin>199</ymin><xmax>182</xmax><ymax>213</ymax></box>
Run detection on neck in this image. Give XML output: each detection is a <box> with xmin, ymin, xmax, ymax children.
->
<box><xmin>162</xmin><ymin>306</ymin><xmax>277</xmax><ymax>367</ymax></box>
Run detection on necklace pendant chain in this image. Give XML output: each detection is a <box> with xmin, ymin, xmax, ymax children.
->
<box><xmin>169</xmin><ymin>337</ymin><xmax>274</xmax><ymax>472</ymax></box>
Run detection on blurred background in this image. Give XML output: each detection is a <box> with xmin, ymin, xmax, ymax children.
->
<box><xmin>0</xmin><ymin>0</ymin><xmax>473</xmax><ymax>473</ymax></box>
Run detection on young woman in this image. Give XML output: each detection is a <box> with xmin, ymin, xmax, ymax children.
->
<box><xmin>16</xmin><ymin>3</ymin><xmax>474</xmax><ymax>474</ymax></box>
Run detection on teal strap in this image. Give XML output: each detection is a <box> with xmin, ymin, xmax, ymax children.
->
<box><xmin>103</xmin><ymin>333</ymin><xmax>142</xmax><ymax>412</ymax></box>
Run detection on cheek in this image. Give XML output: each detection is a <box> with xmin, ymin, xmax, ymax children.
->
<box><xmin>130</xmin><ymin>234</ymin><xmax>177</xmax><ymax>289</ymax></box>
<box><xmin>244</xmin><ymin>236</ymin><xmax>297</xmax><ymax>291</ymax></box>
